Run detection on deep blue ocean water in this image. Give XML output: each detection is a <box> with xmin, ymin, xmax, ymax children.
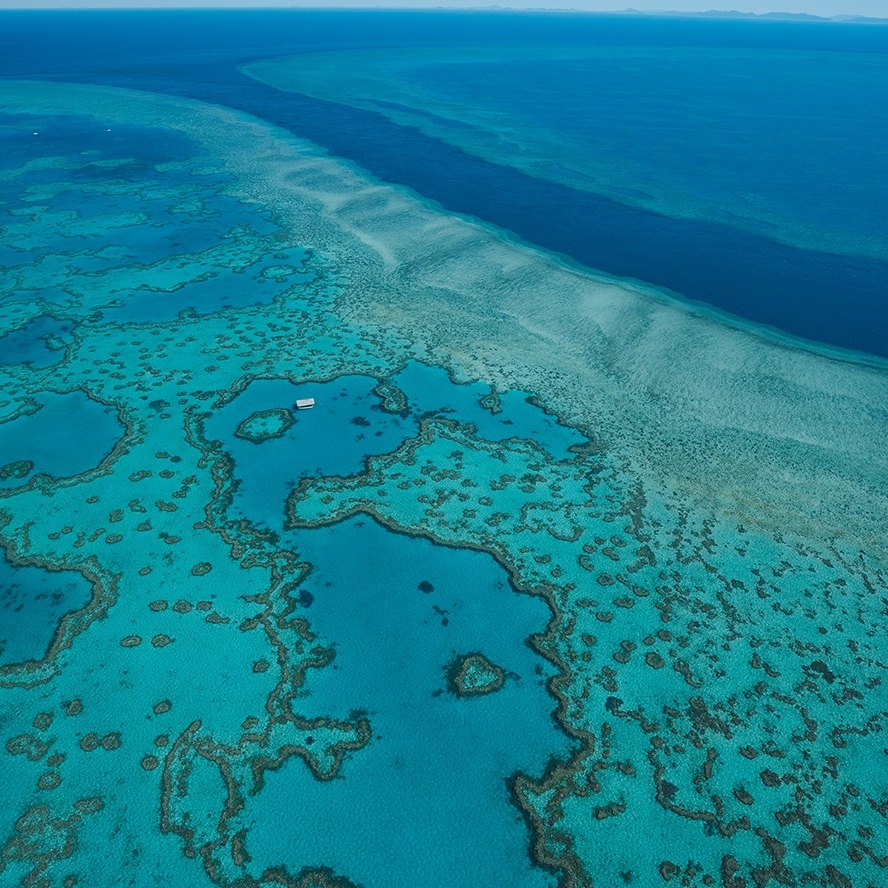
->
<box><xmin>2</xmin><ymin>10</ymin><xmax>886</xmax><ymax>357</ymax></box>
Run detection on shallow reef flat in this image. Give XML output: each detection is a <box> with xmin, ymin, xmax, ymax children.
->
<box><xmin>0</xmin><ymin>79</ymin><xmax>886</xmax><ymax>888</ymax></box>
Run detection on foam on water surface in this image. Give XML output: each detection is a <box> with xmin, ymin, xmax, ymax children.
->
<box><xmin>0</xmin><ymin>76</ymin><xmax>885</xmax><ymax>888</ymax></box>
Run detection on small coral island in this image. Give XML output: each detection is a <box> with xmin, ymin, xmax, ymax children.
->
<box><xmin>0</xmin><ymin>459</ymin><xmax>33</xmax><ymax>481</ymax></box>
<box><xmin>446</xmin><ymin>652</ymin><xmax>506</xmax><ymax>698</ymax></box>
<box><xmin>234</xmin><ymin>407</ymin><xmax>294</xmax><ymax>443</ymax></box>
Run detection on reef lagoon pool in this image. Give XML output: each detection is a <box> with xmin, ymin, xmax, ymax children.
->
<box><xmin>0</xmin><ymin>11</ymin><xmax>887</xmax><ymax>888</ymax></box>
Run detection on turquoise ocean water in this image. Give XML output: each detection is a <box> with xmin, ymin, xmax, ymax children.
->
<box><xmin>1</xmin><ymin>11</ymin><xmax>887</xmax><ymax>888</ymax></box>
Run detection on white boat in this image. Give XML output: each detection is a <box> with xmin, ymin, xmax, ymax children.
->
<box><xmin>294</xmin><ymin>398</ymin><xmax>315</xmax><ymax>410</ymax></box>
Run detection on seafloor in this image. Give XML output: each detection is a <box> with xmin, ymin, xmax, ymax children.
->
<box><xmin>0</xmin><ymin>61</ymin><xmax>886</xmax><ymax>888</ymax></box>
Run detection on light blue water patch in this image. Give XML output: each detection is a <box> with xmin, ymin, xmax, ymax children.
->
<box><xmin>207</xmin><ymin>365</ymin><xmax>589</xmax><ymax>536</ymax></box>
<box><xmin>0</xmin><ymin>315</ymin><xmax>73</xmax><ymax>367</ymax></box>
<box><xmin>205</xmin><ymin>375</ymin><xmax>416</xmax><ymax>530</ymax></box>
<box><xmin>393</xmin><ymin>361</ymin><xmax>587</xmax><ymax>459</ymax></box>
<box><xmin>0</xmin><ymin>391</ymin><xmax>124</xmax><ymax>489</ymax></box>
<box><xmin>98</xmin><ymin>246</ymin><xmax>312</xmax><ymax>324</ymax></box>
<box><xmin>207</xmin><ymin>366</ymin><xmax>587</xmax><ymax>535</ymax></box>
<box><xmin>249</xmin><ymin>515</ymin><xmax>565</xmax><ymax>888</ymax></box>
<box><xmin>0</xmin><ymin>549</ymin><xmax>93</xmax><ymax>665</ymax></box>
<box><xmin>2</xmin><ymin>286</ymin><xmax>76</xmax><ymax>311</ymax></box>
<box><xmin>46</xmin><ymin>183</ymin><xmax>280</xmax><ymax>261</ymax></box>
<box><xmin>2</xmin><ymin>173</ymin><xmax>276</xmax><ymax>272</ymax></box>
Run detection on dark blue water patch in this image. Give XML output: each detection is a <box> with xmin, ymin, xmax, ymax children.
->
<box><xmin>0</xmin><ymin>391</ymin><xmax>124</xmax><ymax>489</ymax></box>
<box><xmin>0</xmin><ymin>216</ymin><xmax>115</xmax><ymax>268</ymax></box>
<box><xmin>363</xmin><ymin>97</ymin><xmax>480</xmax><ymax>132</ymax></box>
<box><xmin>0</xmin><ymin>110</ymin><xmax>283</xmax><ymax>287</ymax></box>
<box><xmin>248</xmin><ymin>514</ymin><xmax>565</xmax><ymax>888</ymax></box>
<box><xmin>406</xmin><ymin>50</ymin><xmax>888</xmax><ymax>249</ymax></box>
<box><xmin>0</xmin><ymin>548</ymin><xmax>93</xmax><ymax>665</ymax></box>
<box><xmin>0</xmin><ymin>245</ymin><xmax>30</xmax><ymax>267</ymax></box>
<box><xmin>0</xmin><ymin>315</ymin><xmax>73</xmax><ymax>367</ymax></box>
<box><xmin>2</xmin><ymin>286</ymin><xmax>72</xmax><ymax>310</ymax></box>
<box><xmin>204</xmin><ymin>376</ymin><xmax>417</xmax><ymax>531</ymax></box>
<box><xmin>2</xmin><ymin>10</ymin><xmax>888</xmax><ymax>81</ymax></box>
<box><xmin>96</xmin><ymin>195</ymin><xmax>278</xmax><ymax>272</ymax></box>
<box><xmin>45</xmin><ymin>179</ymin><xmax>280</xmax><ymax>247</ymax></box>
<box><xmin>98</xmin><ymin>245</ymin><xmax>312</xmax><ymax>324</ymax></box>
<box><xmin>393</xmin><ymin>361</ymin><xmax>587</xmax><ymax>459</ymax></box>
<box><xmin>220</xmin><ymin>75</ymin><xmax>888</xmax><ymax>360</ymax></box>
<box><xmin>0</xmin><ymin>111</ymin><xmax>201</xmax><ymax>173</ymax></box>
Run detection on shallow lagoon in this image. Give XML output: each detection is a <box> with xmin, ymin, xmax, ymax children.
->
<box><xmin>0</xmin><ymin>391</ymin><xmax>123</xmax><ymax>490</ymax></box>
<box><xmin>0</xmin><ymin>551</ymin><xmax>94</xmax><ymax>665</ymax></box>
<box><xmin>0</xmin><ymin>315</ymin><xmax>72</xmax><ymax>367</ymax></box>
<box><xmin>250</xmin><ymin>516</ymin><xmax>565</xmax><ymax>888</ymax></box>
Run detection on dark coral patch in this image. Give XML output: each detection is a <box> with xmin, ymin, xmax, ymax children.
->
<box><xmin>446</xmin><ymin>652</ymin><xmax>506</xmax><ymax>698</ymax></box>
